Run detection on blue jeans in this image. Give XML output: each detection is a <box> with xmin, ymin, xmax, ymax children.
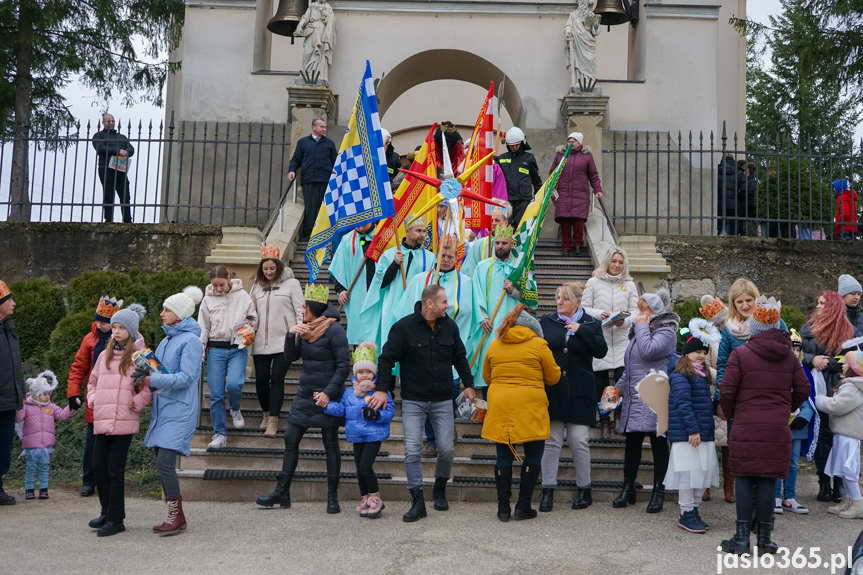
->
<box><xmin>25</xmin><ymin>457</ymin><xmax>50</xmax><ymax>489</ymax></box>
<box><xmin>207</xmin><ymin>347</ymin><xmax>248</xmax><ymax>435</ymax></box>
<box><xmin>403</xmin><ymin>400</ymin><xmax>454</xmax><ymax>489</ymax></box>
<box><xmin>424</xmin><ymin>379</ymin><xmax>461</xmax><ymax>445</ymax></box>
<box><xmin>775</xmin><ymin>439</ymin><xmax>802</xmax><ymax>499</ymax></box>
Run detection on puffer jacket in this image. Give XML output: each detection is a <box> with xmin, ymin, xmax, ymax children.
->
<box><xmin>143</xmin><ymin>318</ymin><xmax>203</xmax><ymax>456</ymax></box>
<box><xmin>847</xmin><ymin>305</ymin><xmax>863</xmax><ymax>341</ymax></box>
<box><xmin>199</xmin><ymin>279</ymin><xmax>257</xmax><ymax>348</ymax></box>
<box><xmin>581</xmin><ymin>273</ymin><xmax>639</xmax><ymax>371</ymax></box>
<box><xmin>816</xmin><ymin>376</ymin><xmax>863</xmax><ymax>441</ymax></box>
<box><xmin>481</xmin><ymin>317</ymin><xmax>561</xmax><ymax>446</ymax></box>
<box><xmin>284</xmin><ymin>305</ymin><xmax>351</xmax><ymax>428</ymax></box>
<box><xmin>616</xmin><ymin>312</ymin><xmax>680</xmax><ymax>434</ymax></box>
<box><xmin>667</xmin><ymin>356</ymin><xmax>715</xmax><ymax>443</ymax></box>
<box><xmin>87</xmin><ymin>349</ymin><xmax>152</xmax><ymax>435</ymax></box>
<box><xmin>0</xmin><ymin>316</ymin><xmax>24</xmax><ymax>412</ymax></box>
<box><xmin>715</xmin><ymin>317</ymin><xmax>788</xmax><ymax>402</ymax></box>
<box><xmin>324</xmin><ymin>386</ymin><xmax>395</xmax><ymax>443</ymax></box>
<box><xmin>15</xmin><ymin>395</ymin><xmax>74</xmax><ymax>449</ymax></box>
<box><xmin>550</xmin><ymin>144</ymin><xmax>602</xmax><ymax>221</ymax></box>
<box><xmin>717</xmin><ymin>155</ymin><xmax>744</xmax><ymax>213</ymax></box>
<box><xmin>249</xmin><ymin>270</ymin><xmax>304</xmax><ymax>356</ymax></box>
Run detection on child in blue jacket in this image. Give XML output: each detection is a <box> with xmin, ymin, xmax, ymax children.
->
<box><xmin>323</xmin><ymin>342</ymin><xmax>394</xmax><ymax>518</ymax></box>
<box><xmin>665</xmin><ymin>319</ymin><xmax>721</xmax><ymax>534</ymax></box>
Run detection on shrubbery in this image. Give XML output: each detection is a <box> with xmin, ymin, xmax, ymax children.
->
<box><xmin>9</xmin><ymin>277</ymin><xmax>65</xmax><ymax>363</ymax></box>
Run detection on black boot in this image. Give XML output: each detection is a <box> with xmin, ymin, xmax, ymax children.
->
<box><xmin>833</xmin><ymin>476</ymin><xmax>845</xmax><ymax>503</ymax></box>
<box><xmin>572</xmin><ymin>487</ymin><xmax>592</xmax><ymax>509</ymax></box>
<box><xmin>646</xmin><ymin>482</ymin><xmax>665</xmax><ymax>513</ymax></box>
<box><xmin>613</xmin><ymin>479</ymin><xmax>637</xmax><ymax>508</ymax></box>
<box><xmin>494</xmin><ymin>466</ymin><xmax>512</xmax><ymax>522</ymax></box>
<box><xmin>720</xmin><ymin>520</ymin><xmax>751</xmax><ymax>555</ymax></box>
<box><xmin>432</xmin><ymin>476</ymin><xmax>449</xmax><ymax>511</ymax></box>
<box><xmin>539</xmin><ymin>488</ymin><xmax>554</xmax><ymax>512</ymax></box>
<box><xmin>817</xmin><ymin>474</ymin><xmax>833</xmax><ymax>502</ymax></box>
<box><xmin>97</xmin><ymin>521</ymin><xmax>125</xmax><ymax>537</ymax></box>
<box><xmin>326</xmin><ymin>477</ymin><xmax>340</xmax><ymax>514</ymax></box>
<box><xmin>403</xmin><ymin>486</ymin><xmax>427</xmax><ymax>522</ymax></box>
<box><xmin>513</xmin><ymin>463</ymin><xmax>540</xmax><ymax>520</ymax></box>
<box><xmin>756</xmin><ymin>521</ymin><xmax>779</xmax><ymax>554</ymax></box>
<box><xmin>256</xmin><ymin>472</ymin><xmax>292</xmax><ymax>508</ymax></box>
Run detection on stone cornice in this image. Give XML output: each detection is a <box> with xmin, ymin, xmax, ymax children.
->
<box><xmin>644</xmin><ymin>3</ymin><xmax>721</xmax><ymax>20</ymax></box>
<box><xmin>186</xmin><ymin>0</ymin><xmax>576</xmax><ymax>15</ymax></box>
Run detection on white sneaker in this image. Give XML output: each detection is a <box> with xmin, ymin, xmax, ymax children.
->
<box><xmin>208</xmin><ymin>433</ymin><xmax>227</xmax><ymax>449</ymax></box>
<box><xmin>231</xmin><ymin>409</ymin><xmax>245</xmax><ymax>429</ymax></box>
<box><xmin>773</xmin><ymin>497</ymin><xmax>783</xmax><ymax>514</ymax></box>
<box><xmin>782</xmin><ymin>498</ymin><xmax>809</xmax><ymax>514</ymax></box>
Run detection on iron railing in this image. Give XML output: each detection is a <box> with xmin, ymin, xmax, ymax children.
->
<box><xmin>601</xmin><ymin>121</ymin><xmax>862</xmax><ymax>240</ymax></box>
<box><xmin>1</xmin><ymin>112</ymin><xmax>291</xmax><ymax>225</ymax></box>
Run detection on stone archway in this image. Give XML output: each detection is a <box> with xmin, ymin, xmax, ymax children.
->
<box><xmin>376</xmin><ymin>49</ymin><xmax>526</xmax><ymax>127</ymax></box>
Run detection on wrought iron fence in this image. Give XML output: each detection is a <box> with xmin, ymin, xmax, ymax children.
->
<box><xmin>601</xmin><ymin>121</ymin><xmax>862</xmax><ymax>241</ymax></box>
<box><xmin>0</xmin><ymin>112</ymin><xmax>291</xmax><ymax>225</ymax></box>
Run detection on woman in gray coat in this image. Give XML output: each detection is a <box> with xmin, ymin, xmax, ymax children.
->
<box><xmin>613</xmin><ymin>289</ymin><xmax>679</xmax><ymax>513</ymax></box>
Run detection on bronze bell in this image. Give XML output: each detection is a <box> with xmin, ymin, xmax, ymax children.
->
<box><xmin>267</xmin><ymin>0</ymin><xmax>308</xmax><ymax>37</ymax></box>
<box><xmin>593</xmin><ymin>0</ymin><xmax>632</xmax><ymax>26</ymax></box>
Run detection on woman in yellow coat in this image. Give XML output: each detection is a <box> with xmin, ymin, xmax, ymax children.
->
<box><xmin>482</xmin><ymin>304</ymin><xmax>561</xmax><ymax>522</ymax></box>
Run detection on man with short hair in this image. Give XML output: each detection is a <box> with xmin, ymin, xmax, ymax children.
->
<box><xmin>0</xmin><ymin>281</ymin><xmax>23</xmax><ymax>505</ymax></box>
<box><xmin>92</xmin><ymin>113</ymin><xmax>135</xmax><ymax>223</ymax></box>
<box><xmin>287</xmin><ymin>116</ymin><xmax>338</xmax><ymax>238</ymax></box>
<box><xmin>374</xmin><ymin>285</ymin><xmax>476</xmax><ymax>522</ymax></box>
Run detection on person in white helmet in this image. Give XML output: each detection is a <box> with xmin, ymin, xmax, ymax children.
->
<box><xmin>496</xmin><ymin>127</ymin><xmax>542</xmax><ymax>227</ymax></box>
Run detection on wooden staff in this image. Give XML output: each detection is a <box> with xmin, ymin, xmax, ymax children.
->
<box><xmin>390</xmin><ymin>218</ymin><xmax>407</xmax><ymax>289</ymax></box>
<box><xmin>469</xmin><ymin>288</ymin><xmax>507</xmax><ymax>369</ymax></box>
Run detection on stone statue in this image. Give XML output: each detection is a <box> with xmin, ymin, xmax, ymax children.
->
<box><xmin>294</xmin><ymin>0</ymin><xmax>336</xmax><ymax>86</ymax></box>
<box><xmin>565</xmin><ymin>0</ymin><xmax>601</xmax><ymax>92</ymax></box>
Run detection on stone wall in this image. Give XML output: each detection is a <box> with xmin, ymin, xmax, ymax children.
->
<box><xmin>1</xmin><ymin>223</ymin><xmax>223</xmax><ymax>286</ymax></box>
<box><xmin>655</xmin><ymin>235</ymin><xmax>863</xmax><ymax>310</ymax></box>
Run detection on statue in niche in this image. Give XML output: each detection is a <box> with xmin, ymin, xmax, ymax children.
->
<box><xmin>565</xmin><ymin>0</ymin><xmax>601</xmax><ymax>92</ymax></box>
<box><xmin>294</xmin><ymin>0</ymin><xmax>336</xmax><ymax>86</ymax></box>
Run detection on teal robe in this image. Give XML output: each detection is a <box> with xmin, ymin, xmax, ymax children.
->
<box><xmin>329</xmin><ymin>229</ymin><xmax>375</xmax><ymax>345</ymax></box>
<box><xmin>470</xmin><ymin>254</ymin><xmax>526</xmax><ymax>387</ymax></box>
<box><xmin>360</xmin><ymin>242</ymin><xmax>437</xmax><ymax>350</ymax></box>
<box><xmin>461</xmin><ymin>235</ymin><xmax>493</xmax><ymax>279</ymax></box>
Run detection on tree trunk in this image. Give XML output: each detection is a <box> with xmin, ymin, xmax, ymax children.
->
<box><xmin>9</xmin><ymin>0</ymin><xmax>33</xmax><ymax>222</ymax></box>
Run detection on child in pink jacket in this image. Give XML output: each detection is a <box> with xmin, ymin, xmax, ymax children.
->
<box><xmin>15</xmin><ymin>370</ymin><xmax>77</xmax><ymax>500</ymax></box>
<box><xmin>86</xmin><ymin>305</ymin><xmax>152</xmax><ymax>537</ymax></box>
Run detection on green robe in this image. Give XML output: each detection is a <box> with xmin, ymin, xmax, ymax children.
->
<box><xmin>461</xmin><ymin>235</ymin><xmax>493</xmax><ymax>279</ymax></box>
<box><xmin>360</xmin><ymin>242</ymin><xmax>437</xmax><ymax>350</ymax></box>
<box><xmin>329</xmin><ymin>229</ymin><xmax>375</xmax><ymax>345</ymax></box>
<box><xmin>470</xmin><ymin>254</ymin><xmax>526</xmax><ymax>387</ymax></box>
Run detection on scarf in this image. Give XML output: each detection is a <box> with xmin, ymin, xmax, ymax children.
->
<box><xmin>300</xmin><ymin>315</ymin><xmax>336</xmax><ymax>343</ymax></box>
<box><xmin>557</xmin><ymin>308</ymin><xmax>584</xmax><ymax>336</ymax></box>
<box><xmin>692</xmin><ymin>363</ymin><xmax>706</xmax><ymax>378</ymax></box>
<box><xmin>725</xmin><ymin>317</ymin><xmax>750</xmax><ymax>341</ymax></box>
<box><xmin>353</xmin><ymin>377</ymin><xmax>377</xmax><ymax>397</ymax></box>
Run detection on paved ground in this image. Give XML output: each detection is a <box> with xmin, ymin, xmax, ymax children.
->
<box><xmin>1</xmin><ymin>476</ymin><xmax>858</xmax><ymax>575</ymax></box>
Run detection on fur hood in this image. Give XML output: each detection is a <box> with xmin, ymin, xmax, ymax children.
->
<box><xmin>556</xmin><ymin>144</ymin><xmax>593</xmax><ymax>155</ymax></box>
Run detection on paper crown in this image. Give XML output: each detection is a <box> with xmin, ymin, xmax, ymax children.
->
<box><xmin>680</xmin><ymin>318</ymin><xmax>721</xmax><ymax>353</ymax></box>
<box><xmin>440</xmin><ymin>234</ymin><xmax>459</xmax><ymax>248</ymax></box>
<box><xmin>0</xmin><ymin>281</ymin><xmax>10</xmax><ymax>304</ymax></box>
<box><xmin>95</xmin><ymin>296</ymin><xmax>123</xmax><ymax>321</ymax></box>
<box><xmin>790</xmin><ymin>328</ymin><xmax>803</xmax><ymax>347</ymax></box>
<box><xmin>493</xmin><ymin>224</ymin><xmax>514</xmax><ymax>241</ymax></box>
<box><xmin>404</xmin><ymin>215</ymin><xmax>425</xmax><ymax>230</ymax></box>
<box><xmin>490</xmin><ymin>200</ymin><xmax>511</xmax><ymax>217</ymax></box>
<box><xmin>261</xmin><ymin>243</ymin><xmax>280</xmax><ymax>260</ymax></box>
<box><xmin>752</xmin><ymin>296</ymin><xmax>781</xmax><ymax>326</ymax></box>
<box><xmin>699</xmin><ymin>297</ymin><xmax>728</xmax><ymax>323</ymax></box>
<box><xmin>352</xmin><ymin>344</ymin><xmax>376</xmax><ymax>365</ymax></box>
<box><xmin>304</xmin><ymin>283</ymin><xmax>329</xmax><ymax>304</ymax></box>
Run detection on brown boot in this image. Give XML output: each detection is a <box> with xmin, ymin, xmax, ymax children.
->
<box><xmin>264</xmin><ymin>416</ymin><xmax>279</xmax><ymax>438</ymax></box>
<box><xmin>721</xmin><ymin>446</ymin><xmax>735</xmax><ymax>503</ymax></box>
<box><xmin>259</xmin><ymin>413</ymin><xmax>269</xmax><ymax>430</ymax></box>
<box><xmin>600</xmin><ymin>420</ymin><xmax>611</xmax><ymax>440</ymax></box>
<box><xmin>153</xmin><ymin>497</ymin><xmax>187</xmax><ymax>536</ymax></box>
<box><xmin>702</xmin><ymin>488</ymin><xmax>711</xmax><ymax>501</ymax></box>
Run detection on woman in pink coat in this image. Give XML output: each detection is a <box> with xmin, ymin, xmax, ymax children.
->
<box><xmin>86</xmin><ymin>305</ymin><xmax>151</xmax><ymax>537</ymax></box>
<box><xmin>550</xmin><ymin>132</ymin><xmax>602</xmax><ymax>257</ymax></box>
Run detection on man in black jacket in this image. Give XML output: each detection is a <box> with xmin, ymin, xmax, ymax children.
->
<box><xmin>372</xmin><ymin>285</ymin><xmax>476</xmax><ymax>522</ymax></box>
<box><xmin>91</xmin><ymin>113</ymin><xmax>135</xmax><ymax>223</ymax></box>
<box><xmin>287</xmin><ymin>116</ymin><xmax>338</xmax><ymax>238</ymax></box>
<box><xmin>496</xmin><ymin>127</ymin><xmax>542</xmax><ymax>226</ymax></box>
<box><xmin>0</xmin><ymin>281</ymin><xmax>22</xmax><ymax>505</ymax></box>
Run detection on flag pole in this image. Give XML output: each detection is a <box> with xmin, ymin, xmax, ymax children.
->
<box><xmin>390</xmin><ymin>218</ymin><xmax>407</xmax><ymax>289</ymax></box>
<box><xmin>338</xmin><ymin>256</ymin><xmax>368</xmax><ymax>312</ymax></box>
<box><xmin>469</xmin><ymin>288</ymin><xmax>507</xmax><ymax>369</ymax></box>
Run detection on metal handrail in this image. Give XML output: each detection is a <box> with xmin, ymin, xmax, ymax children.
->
<box><xmin>594</xmin><ymin>194</ymin><xmax>620</xmax><ymax>245</ymax></box>
<box><xmin>261</xmin><ymin>179</ymin><xmax>296</xmax><ymax>240</ymax></box>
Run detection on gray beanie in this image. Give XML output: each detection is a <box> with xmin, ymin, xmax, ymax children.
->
<box><xmin>110</xmin><ymin>304</ymin><xmax>146</xmax><ymax>340</ymax></box>
<box><xmin>642</xmin><ymin>288</ymin><xmax>671</xmax><ymax>315</ymax></box>
<box><xmin>838</xmin><ymin>274</ymin><xmax>862</xmax><ymax>297</ymax></box>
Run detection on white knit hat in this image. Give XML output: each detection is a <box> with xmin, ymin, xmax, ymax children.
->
<box><xmin>838</xmin><ymin>274</ymin><xmax>862</xmax><ymax>297</ymax></box>
<box><xmin>568</xmin><ymin>132</ymin><xmax>584</xmax><ymax>144</ymax></box>
<box><xmin>163</xmin><ymin>286</ymin><xmax>203</xmax><ymax>320</ymax></box>
<box><xmin>27</xmin><ymin>370</ymin><xmax>58</xmax><ymax>396</ymax></box>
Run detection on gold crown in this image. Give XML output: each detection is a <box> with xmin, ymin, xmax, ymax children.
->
<box><xmin>790</xmin><ymin>328</ymin><xmax>803</xmax><ymax>346</ymax></box>
<box><xmin>304</xmin><ymin>283</ymin><xmax>329</xmax><ymax>304</ymax></box>
<box><xmin>95</xmin><ymin>296</ymin><xmax>123</xmax><ymax>319</ymax></box>
<box><xmin>699</xmin><ymin>297</ymin><xmax>727</xmax><ymax>320</ymax></box>
<box><xmin>261</xmin><ymin>244</ymin><xmax>280</xmax><ymax>259</ymax></box>
<box><xmin>0</xmin><ymin>281</ymin><xmax>10</xmax><ymax>302</ymax></box>
<box><xmin>490</xmin><ymin>204</ymin><xmax>509</xmax><ymax>216</ymax></box>
<box><xmin>404</xmin><ymin>215</ymin><xmax>425</xmax><ymax>231</ymax></box>
<box><xmin>352</xmin><ymin>345</ymin><xmax>376</xmax><ymax>365</ymax></box>
<box><xmin>752</xmin><ymin>296</ymin><xmax>781</xmax><ymax>326</ymax></box>
<box><xmin>493</xmin><ymin>224</ymin><xmax>514</xmax><ymax>241</ymax></box>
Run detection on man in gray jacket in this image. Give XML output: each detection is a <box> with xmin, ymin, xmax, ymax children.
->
<box><xmin>0</xmin><ymin>281</ymin><xmax>23</xmax><ymax>505</ymax></box>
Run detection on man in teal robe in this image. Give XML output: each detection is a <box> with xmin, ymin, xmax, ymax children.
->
<box><xmin>460</xmin><ymin>200</ymin><xmax>511</xmax><ymax>279</ymax></box>
<box><xmin>330</xmin><ymin>222</ymin><xmax>376</xmax><ymax>345</ymax></box>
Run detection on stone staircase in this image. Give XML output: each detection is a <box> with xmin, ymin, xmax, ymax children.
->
<box><xmin>178</xmin><ymin>237</ymin><xmax>657</xmax><ymax>505</ymax></box>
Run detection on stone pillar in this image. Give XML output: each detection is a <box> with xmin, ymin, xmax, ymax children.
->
<box><xmin>560</xmin><ymin>93</ymin><xmax>609</xmax><ymax>174</ymax></box>
<box><xmin>287</xmin><ymin>84</ymin><xmax>337</xmax><ymax>158</ymax></box>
